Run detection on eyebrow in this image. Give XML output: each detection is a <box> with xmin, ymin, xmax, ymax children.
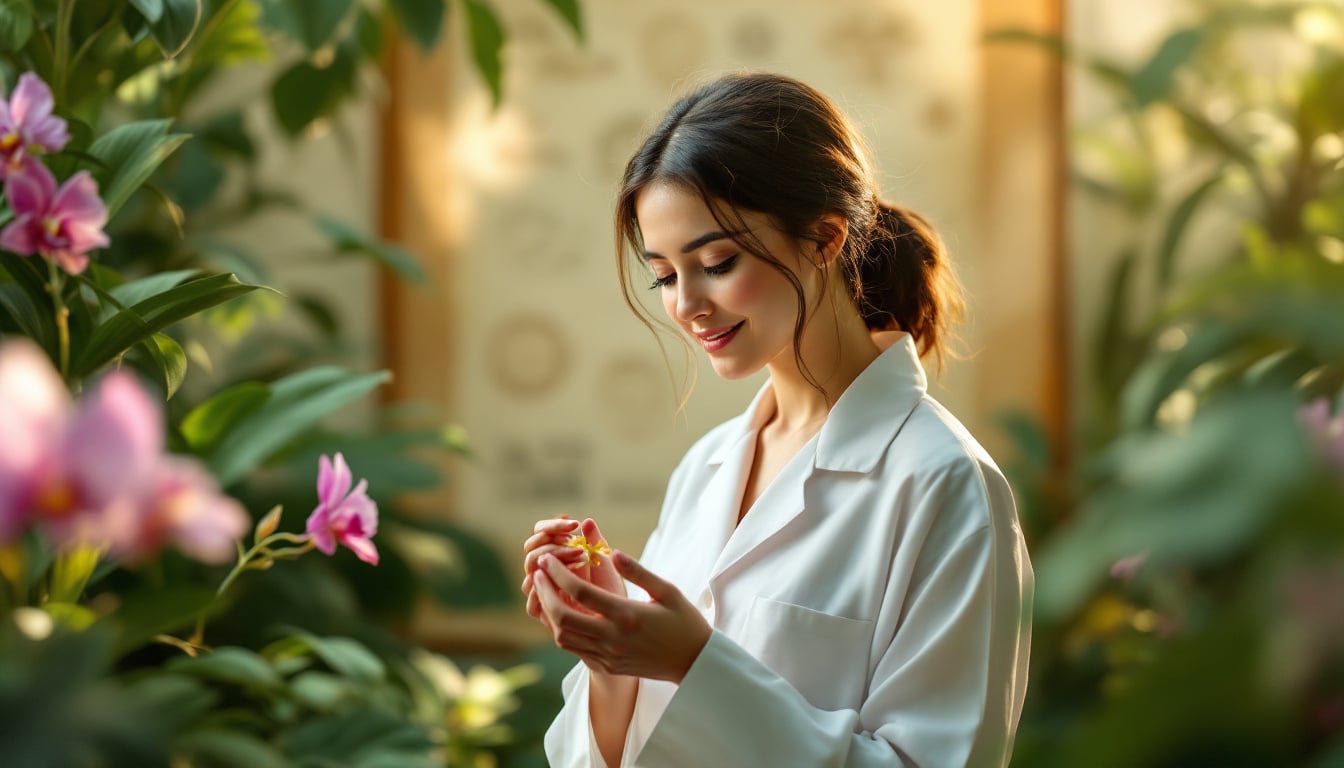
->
<box><xmin>642</xmin><ymin>230</ymin><xmax>741</xmax><ymax>261</ymax></box>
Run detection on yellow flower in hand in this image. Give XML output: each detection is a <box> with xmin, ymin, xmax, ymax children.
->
<box><xmin>565</xmin><ymin>532</ymin><xmax>612</xmax><ymax>567</ymax></box>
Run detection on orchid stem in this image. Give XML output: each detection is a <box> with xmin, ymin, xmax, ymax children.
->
<box><xmin>46</xmin><ymin>260</ymin><xmax>70</xmax><ymax>379</ymax></box>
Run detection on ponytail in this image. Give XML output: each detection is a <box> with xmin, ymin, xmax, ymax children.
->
<box><xmin>849</xmin><ymin>201</ymin><xmax>965</xmax><ymax>369</ymax></box>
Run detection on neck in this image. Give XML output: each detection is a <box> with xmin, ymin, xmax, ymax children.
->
<box><xmin>763</xmin><ymin>292</ymin><xmax>882</xmax><ymax>435</ymax></box>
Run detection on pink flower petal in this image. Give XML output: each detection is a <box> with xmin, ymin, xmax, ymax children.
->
<box><xmin>306</xmin><ymin>511</ymin><xmax>338</xmax><ymax>555</ymax></box>
<box><xmin>4</xmin><ymin>160</ymin><xmax>55</xmax><ymax>218</ymax></box>
<box><xmin>8</xmin><ymin>73</ymin><xmax>67</xmax><ymax>153</ymax></box>
<box><xmin>52</xmin><ymin>172</ymin><xmax>107</xmax><ymax>228</ymax></box>
<box><xmin>0</xmin><ymin>215</ymin><xmax>39</xmax><ymax>256</ymax></box>
<box><xmin>65</xmin><ymin>371</ymin><xmax>163</xmax><ymax>507</ymax></box>
<box><xmin>342</xmin><ymin>535</ymin><xmax>379</xmax><ymax>565</ymax></box>
<box><xmin>50</xmin><ymin>248</ymin><xmax>90</xmax><ymax>275</ymax></box>
<box><xmin>0</xmin><ymin>340</ymin><xmax>68</xmax><ymax>542</ymax></box>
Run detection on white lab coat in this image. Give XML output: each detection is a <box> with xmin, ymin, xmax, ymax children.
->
<box><xmin>545</xmin><ymin>333</ymin><xmax>1034</xmax><ymax>768</ymax></box>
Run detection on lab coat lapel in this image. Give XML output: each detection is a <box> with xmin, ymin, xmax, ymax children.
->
<box><xmin>708</xmin><ymin>440</ymin><xmax>815</xmax><ymax>582</ymax></box>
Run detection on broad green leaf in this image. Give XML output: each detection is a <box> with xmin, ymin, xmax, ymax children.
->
<box><xmin>314</xmin><ymin>215</ymin><xmax>427</xmax><ymax>283</ymax></box>
<box><xmin>0</xmin><ymin>1</ymin><xmax>35</xmax><ymax>50</ymax></box>
<box><xmin>199</xmin><ymin>110</ymin><xmax>255</xmax><ymax>159</ymax></box>
<box><xmin>261</xmin><ymin>0</ymin><xmax>353</xmax><ymax>51</ymax></box>
<box><xmin>109</xmin><ymin>269</ymin><xmax>198</xmax><ymax>308</ymax></box>
<box><xmin>289</xmin><ymin>671</ymin><xmax>352</xmax><ymax>712</ymax></box>
<box><xmin>149</xmin><ymin>0</ymin><xmax>203</xmax><ymax>58</ymax></box>
<box><xmin>1156</xmin><ymin>171</ymin><xmax>1224</xmax><ymax>290</ymax></box>
<box><xmin>88</xmin><ymin>120</ymin><xmax>191</xmax><ymax>219</ymax></box>
<box><xmin>388</xmin><ymin>0</ymin><xmax>446</xmax><ymax>51</ymax></box>
<box><xmin>541</xmin><ymin>0</ymin><xmax>582</xmax><ymax>39</ymax></box>
<box><xmin>169</xmin><ymin>647</ymin><xmax>285</xmax><ymax>691</ymax></box>
<box><xmin>1130</xmin><ymin>28</ymin><xmax>1203</xmax><ymax>107</ymax></box>
<box><xmin>180</xmin><ymin>382</ymin><xmax>270</xmax><ymax>454</ymax></box>
<box><xmin>464</xmin><ymin>0</ymin><xmax>505</xmax><ymax>106</ymax></box>
<box><xmin>74</xmin><ymin>273</ymin><xmax>261</xmax><ymax>378</ymax></box>
<box><xmin>298</xmin><ymin>634</ymin><xmax>385</xmax><ymax>683</ymax></box>
<box><xmin>175</xmin><ymin>729</ymin><xmax>287</xmax><ymax>768</ymax></box>
<box><xmin>141</xmin><ymin>333</ymin><xmax>187</xmax><ymax>399</ymax></box>
<box><xmin>127</xmin><ymin>0</ymin><xmax>165</xmax><ymax>23</ymax></box>
<box><xmin>206</xmin><ymin>367</ymin><xmax>391</xmax><ymax>486</ymax></box>
<box><xmin>270</xmin><ymin>50</ymin><xmax>357</xmax><ymax>136</ymax></box>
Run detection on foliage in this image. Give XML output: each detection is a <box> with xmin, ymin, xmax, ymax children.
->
<box><xmin>0</xmin><ymin>0</ymin><xmax>585</xmax><ymax>764</ymax></box>
<box><xmin>991</xmin><ymin>2</ymin><xmax>1344</xmax><ymax>765</ymax></box>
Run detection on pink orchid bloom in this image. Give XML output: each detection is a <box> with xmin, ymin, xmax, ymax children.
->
<box><xmin>1</xmin><ymin>160</ymin><xmax>109</xmax><ymax>275</ymax></box>
<box><xmin>107</xmin><ymin>457</ymin><xmax>249</xmax><ymax>564</ymax></box>
<box><xmin>306</xmin><ymin>453</ymin><xmax>379</xmax><ymax>565</ymax></box>
<box><xmin>0</xmin><ymin>338</ymin><xmax>249</xmax><ymax>563</ymax></box>
<box><xmin>0</xmin><ymin>73</ymin><xmax>70</xmax><ymax>179</ymax></box>
<box><xmin>1300</xmin><ymin>398</ymin><xmax>1344</xmax><ymax>480</ymax></box>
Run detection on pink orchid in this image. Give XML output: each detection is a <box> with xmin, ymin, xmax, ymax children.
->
<box><xmin>305</xmin><ymin>453</ymin><xmax>379</xmax><ymax>565</ymax></box>
<box><xmin>1300</xmin><ymin>398</ymin><xmax>1344</xmax><ymax>480</ymax></box>
<box><xmin>0</xmin><ymin>338</ymin><xmax>248</xmax><ymax>563</ymax></box>
<box><xmin>108</xmin><ymin>457</ymin><xmax>249</xmax><ymax>564</ymax></box>
<box><xmin>1</xmin><ymin>160</ymin><xmax>109</xmax><ymax>275</ymax></box>
<box><xmin>0</xmin><ymin>73</ymin><xmax>70</xmax><ymax>179</ymax></box>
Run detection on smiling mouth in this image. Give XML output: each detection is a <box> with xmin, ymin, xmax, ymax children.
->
<box><xmin>704</xmin><ymin>322</ymin><xmax>743</xmax><ymax>341</ymax></box>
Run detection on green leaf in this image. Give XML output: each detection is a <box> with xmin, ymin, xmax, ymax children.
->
<box><xmin>181</xmin><ymin>382</ymin><xmax>271</xmax><ymax>455</ymax></box>
<box><xmin>314</xmin><ymin>215</ymin><xmax>427</xmax><ymax>283</ymax></box>
<box><xmin>298</xmin><ymin>634</ymin><xmax>385</xmax><ymax>684</ymax></box>
<box><xmin>149</xmin><ymin>0</ymin><xmax>204</xmax><ymax>58</ymax></box>
<box><xmin>279</xmin><ymin>708</ymin><xmax>433</xmax><ymax>762</ymax></box>
<box><xmin>0</xmin><ymin>1</ymin><xmax>36</xmax><ymax>50</ymax></box>
<box><xmin>464</xmin><ymin>0</ymin><xmax>505</xmax><ymax>106</ymax></box>
<box><xmin>88</xmin><ymin>119</ymin><xmax>191</xmax><ymax>219</ymax></box>
<box><xmin>141</xmin><ymin>332</ymin><xmax>187</xmax><ymax>399</ymax></box>
<box><xmin>269</xmin><ymin>50</ymin><xmax>357</xmax><ymax>136</ymax></box>
<box><xmin>260</xmin><ymin>0</ymin><xmax>354</xmax><ymax>51</ymax></box>
<box><xmin>199</xmin><ymin>110</ymin><xmax>256</xmax><ymax>160</ymax></box>
<box><xmin>111</xmin><ymin>585</ymin><xmax>218</xmax><ymax>656</ymax></box>
<box><xmin>206</xmin><ymin>367</ymin><xmax>391</xmax><ymax>486</ymax></box>
<box><xmin>0</xmin><ymin>283</ymin><xmax>55</xmax><ymax>348</ymax></box>
<box><xmin>388</xmin><ymin>0</ymin><xmax>446</xmax><ymax>51</ymax></box>
<box><xmin>175</xmin><ymin>729</ymin><xmax>287</xmax><ymax>768</ymax></box>
<box><xmin>73</xmin><ymin>273</ymin><xmax>261</xmax><ymax>378</ymax></box>
<box><xmin>169</xmin><ymin>647</ymin><xmax>286</xmax><ymax>691</ymax></box>
<box><xmin>127</xmin><ymin>0</ymin><xmax>165</xmax><ymax>23</ymax></box>
<box><xmin>1156</xmin><ymin>171</ymin><xmax>1224</xmax><ymax>290</ymax></box>
<box><xmin>288</xmin><ymin>671</ymin><xmax>352</xmax><ymax>711</ymax></box>
<box><xmin>1130</xmin><ymin>27</ymin><xmax>1203</xmax><ymax>107</ymax></box>
<box><xmin>400</xmin><ymin>519</ymin><xmax>515</xmax><ymax>608</ymax></box>
<box><xmin>541</xmin><ymin>0</ymin><xmax>582</xmax><ymax>39</ymax></box>
<box><xmin>1094</xmin><ymin>248</ymin><xmax>1140</xmax><ymax>403</ymax></box>
<box><xmin>354</xmin><ymin>6</ymin><xmax>383</xmax><ymax>59</ymax></box>
<box><xmin>109</xmin><ymin>269</ymin><xmax>199</xmax><ymax>308</ymax></box>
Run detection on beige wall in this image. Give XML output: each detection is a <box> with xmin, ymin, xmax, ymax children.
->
<box><xmin>383</xmin><ymin>0</ymin><xmax>1063</xmax><ymax>648</ymax></box>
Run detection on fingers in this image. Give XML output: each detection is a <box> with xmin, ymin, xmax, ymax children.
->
<box><xmin>533</xmin><ymin>518</ymin><xmax>580</xmax><ymax>535</ymax></box>
<box><xmin>612</xmin><ymin>550</ymin><xmax>675</xmax><ymax>603</ymax></box>
<box><xmin>542</xmin><ymin>554</ymin><xmax>626</xmax><ymax>615</ymax></box>
<box><xmin>524</xmin><ymin>540</ymin><xmax>585</xmax><ymax>575</ymax></box>
<box><xmin>534</xmin><ymin>567</ymin><xmax>607</xmax><ymax>640</ymax></box>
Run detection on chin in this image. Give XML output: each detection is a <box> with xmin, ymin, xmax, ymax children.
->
<box><xmin>708</xmin><ymin>356</ymin><xmax>765</xmax><ymax>380</ymax></box>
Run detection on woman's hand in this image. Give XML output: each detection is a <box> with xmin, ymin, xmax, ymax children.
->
<box><xmin>533</xmin><ymin>550</ymin><xmax>712</xmax><ymax>683</ymax></box>
<box><xmin>522</xmin><ymin>517</ymin><xmax>623</xmax><ymax>629</ymax></box>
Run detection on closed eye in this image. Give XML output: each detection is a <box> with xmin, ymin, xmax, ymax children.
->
<box><xmin>648</xmin><ymin>253</ymin><xmax>740</xmax><ymax>290</ymax></box>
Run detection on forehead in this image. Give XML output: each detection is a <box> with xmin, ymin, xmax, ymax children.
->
<box><xmin>633</xmin><ymin>184</ymin><xmax>721</xmax><ymax>246</ymax></box>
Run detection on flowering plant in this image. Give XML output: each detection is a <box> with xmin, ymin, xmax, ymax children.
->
<box><xmin>0</xmin><ymin>58</ymin><xmax>549</xmax><ymax>764</ymax></box>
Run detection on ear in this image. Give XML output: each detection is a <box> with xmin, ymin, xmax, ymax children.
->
<box><xmin>812</xmin><ymin>214</ymin><xmax>849</xmax><ymax>266</ymax></box>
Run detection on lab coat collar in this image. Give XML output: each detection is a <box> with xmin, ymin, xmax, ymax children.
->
<box><xmin>705</xmin><ymin>331</ymin><xmax>927</xmax><ymax>474</ymax></box>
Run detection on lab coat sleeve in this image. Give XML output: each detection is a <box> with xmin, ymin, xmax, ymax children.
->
<box><xmin>636</xmin><ymin>467</ymin><xmax>1031</xmax><ymax>768</ymax></box>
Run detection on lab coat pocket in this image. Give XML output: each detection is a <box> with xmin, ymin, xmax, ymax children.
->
<box><xmin>740</xmin><ymin>595</ymin><xmax>873</xmax><ymax>712</ymax></box>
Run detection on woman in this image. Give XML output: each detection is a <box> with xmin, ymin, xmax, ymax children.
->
<box><xmin>521</xmin><ymin>72</ymin><xmax>1033</xmax><ymax>767</ymax></box>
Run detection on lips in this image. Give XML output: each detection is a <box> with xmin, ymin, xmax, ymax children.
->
<box><xmin>695</xmin><ymin>321</ymin><xmax>744</xmax><ymax>353</ymax></box>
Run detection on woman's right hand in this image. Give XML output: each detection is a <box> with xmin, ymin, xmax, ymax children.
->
<box><xmin>522</xmin><ymin>517</ymin><xmax>624</xmax><ymax>628</ymax></box>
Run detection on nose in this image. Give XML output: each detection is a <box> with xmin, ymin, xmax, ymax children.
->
<box><xmin>673</xmin><ymin>277</ymin><xmax>711</xmax><ymax>324</ymax></box>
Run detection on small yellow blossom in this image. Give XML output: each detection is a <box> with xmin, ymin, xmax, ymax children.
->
<box><xmin>565</xmin><ymin>533</ymin><xmax>612</xmax><ymax>567</ymax></box>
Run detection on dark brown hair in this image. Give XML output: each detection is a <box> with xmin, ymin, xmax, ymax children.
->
<box><xmin>615</xmin><ymin>72</ymin><xmax>963</xmax><ymax>395</ymax></box>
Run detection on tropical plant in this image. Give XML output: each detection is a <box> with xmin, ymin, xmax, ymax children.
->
<box><xmin>0</xmin><ymin>0</ymin><xmax>585</xmax><ymax>763</ymax></box>
<box><xmin>990</xmin><ymin>2</ymin><xmax>1344</xmax><ymax>765</ymax></box>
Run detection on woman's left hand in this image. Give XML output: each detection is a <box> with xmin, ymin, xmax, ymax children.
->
<box><xmin>533</xmin><ymin>550</ymin><xmax>712</xmax><ymax>684</ymax></box>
